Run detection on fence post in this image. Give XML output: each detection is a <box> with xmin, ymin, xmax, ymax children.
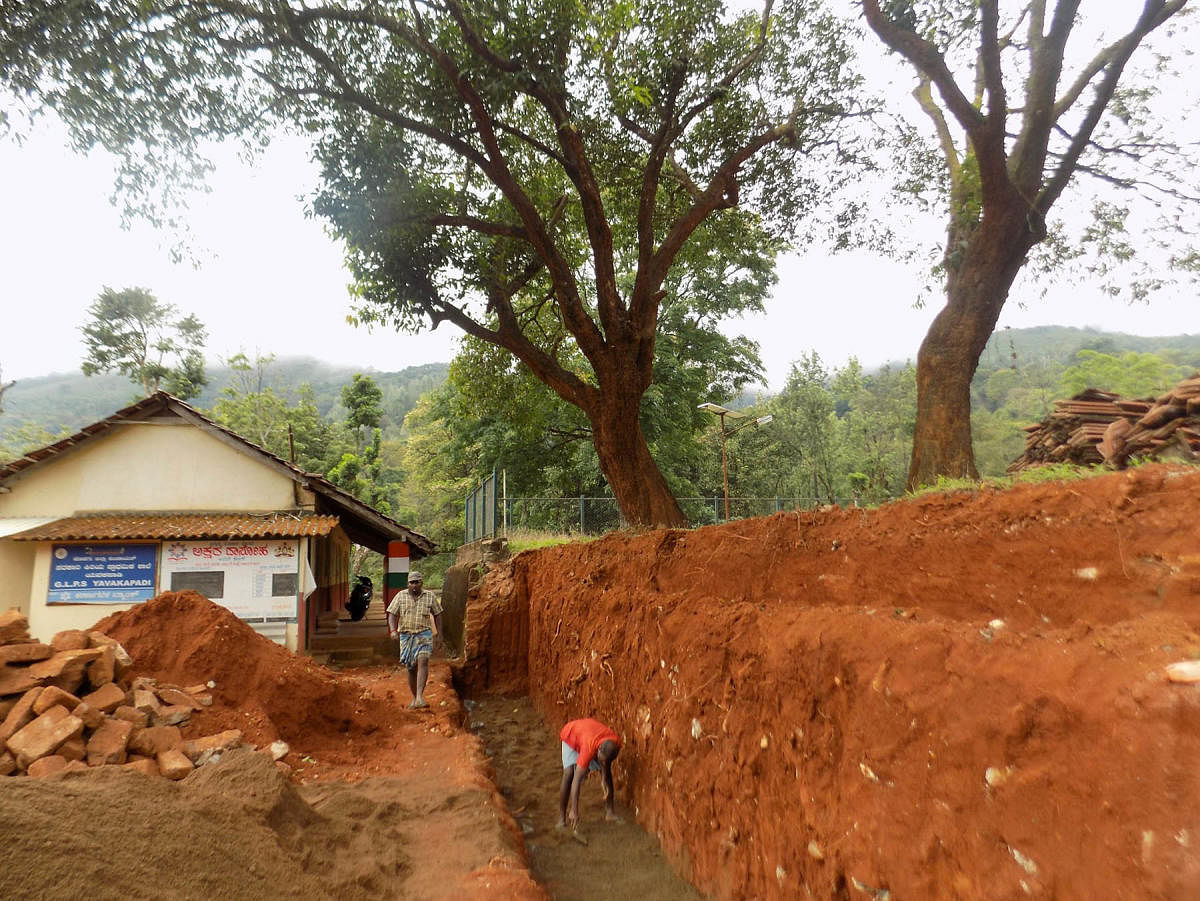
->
<box><xmin>579</xmin><ymin>496</ymin><xmax>585</xmax><ymax>533</ymax></box>
<box><xmin>490</xmin><ymin>466</ymin><xmax>498</xmax><ymax>538</ymax></box>
<box><xmin>464</xmin><ymin>491</ymin><xmax>473</xmax><ymax>544</ymax></box>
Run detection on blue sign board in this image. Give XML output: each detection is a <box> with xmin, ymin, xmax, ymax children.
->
<box><xmin>48</xmin><ymin>543</ymin><xmax>159</xmax><ymax>604</ymax></box>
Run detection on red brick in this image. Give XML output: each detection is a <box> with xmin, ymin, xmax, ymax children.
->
<box><xmin>72</xmin><ymin>701</ymin><xmax>105</xmax><ymax>730</ymax></box>
<box><xmin>132</xmin><ymin>689</ymin><xmax>161</xmax><ymax>716</ymax></box>
<box><xmin>59</xmin><ymin>736</ymin><xmax>86</xmax><ymax>762</ymax></box>
<box><xmin>32</xmin><ymin>686</ymin><xmax>81</xmax><ymax>715</ymax></box>
<box><xmin>50</xmin><ymin>630</ymin><xmax>91</xmax><ymax>652</ymax></box>
<box><xmin>0</xmin><ymin>686</ymin><xmax>44</xmax><ymax>744</ymax></box>
<box><xmin>122</xmin><ymin>757</ymin><xmax>161</xmax><ymax>777</ymax></box>
<box><xmin>81</xmin><ymin>681</ymin><xmax>127</xmax><ymax>713</ymax></box>
<box><xmin>112</xmin><ymin>706</ymin><xmax>149</xmax><ymax>728</ymax></box>
<box><xmin>0</xmin><ymin>610</ymin><xmax>30</xmax><ymax>644</ymax></box>
<box><xmin>85</xmin><ymin>646</ymin><xmax>116</xmax><ymax>690</ymax></box>
<box><xmin>27</xmin><ymin>755</ymin><xmax>69</xmax><ymax>778</ymax></box>
<box><xmin>86</xmin><ymin>717</ymin><xmax>134</xmax><ymax>766</ymax></box>
<box><xmin>0</xmin><ymin>665</ymin><xmax>43</xmax><ymax>698</ymax></box>
<box><xmin>152</xmin><ymin>704</ymin><xmax>192</xmax><ymax>727</ymax></box>
<box><xmin>157</xmin><ymin>749</ymin><xmax>193</xmax><ymax>780</ymax></box>
<box><xmin>0</xmin><ymin>642</ymin><xmax>54</xmax><ymax>665</ymax></box>
<box><xmin>128</xmin><ymin>725</ymin><xmax>183</xmax><ymax>757</ymax></box>
<box><xmin>7</xmin><ymin>707</ymin><xmax>85</xmax><ymax>770</ymax></box>
<box><xmin>181</xmin><ymin>729</ymin><xmax>244</xmax><ymax>762</ymax></box>
<box><xmin>27</xmin><ymin>649</ymin><xmax>102</xmax><ymax>681</ymax></box>
<box><xmin>155</xmin><ymin>687</ymin><xmax>203</xmax><ymax>710</ymax></box>
<box><xmin>87</xmin><ymin>632</ymin><xmax>134</xmax><ymax>678</ymax></box>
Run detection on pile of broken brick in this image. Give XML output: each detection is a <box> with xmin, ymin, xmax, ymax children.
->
<box><xmin>1</xmin><ymin>608</ymin><xmax>260</xmax><ymax>780</ymax></box>
<box><xmin>1008</xmin><ymin>374</ymin><xmax>1200</xmax><ymax>472</ymax></box>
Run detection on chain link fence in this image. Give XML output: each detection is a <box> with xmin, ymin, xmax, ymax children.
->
<box><xmin>499</xmin><ymin>495</ymin><xmax>859</xmax><ymax>535</ymax></box>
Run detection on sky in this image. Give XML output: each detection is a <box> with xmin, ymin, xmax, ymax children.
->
<box><xmin>1</xmin><ymin>104</ymin><xmax>1195</xmax><ymax>395</ymax></box>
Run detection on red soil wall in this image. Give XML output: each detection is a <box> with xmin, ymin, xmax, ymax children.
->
<box><xmin>466</xmin><ymin>465</ymin><xmax>1200</xmax><ymax>899</ymax></box>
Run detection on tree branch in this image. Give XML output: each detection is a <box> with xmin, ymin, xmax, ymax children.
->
<box><xmin>861</xmin><ymin>0</ymin><xmax>986</xmax><ymax>137</ymax></box>
<box><xmin>1037</xmin><ymin>0</ymin><xmax>1187</xmax><ymax>213</ymax></box>
<box><xmin>913</xmin><ymin>77</ymin><xmax>961</xmax><ymax>181</ymax></box>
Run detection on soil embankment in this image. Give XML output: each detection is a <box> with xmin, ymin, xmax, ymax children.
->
<box><xmin>2</xmin><ymin>593</ymin><xmax>542</xmax><ymax>901</ymax></box>
<box><xmin>464</xmin><ymin>464</ymin><xmax>1200</xmax><ymax>899</ymax></box>
<box><xmin>4</xmin><ymin>465</ymin><xmax>1200</xmax><ymax>899</ymax></box>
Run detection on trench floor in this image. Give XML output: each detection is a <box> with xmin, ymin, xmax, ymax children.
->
<box><xmin>466</xmin><ymin>695</ymin><xmax>702</xmax><ymax>901</ymax></box>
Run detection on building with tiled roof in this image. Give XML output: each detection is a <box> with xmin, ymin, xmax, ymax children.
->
<box><xmin>0</xmin><ymin>392</ymin><xmax>434</xmax><ymax>649</ymax></box>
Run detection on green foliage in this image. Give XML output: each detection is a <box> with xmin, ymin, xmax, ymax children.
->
<box><xmin>208</xmin><ymin>352</ymin><xmax>351</xmax><ymax>474</ymax></box>
<box><xmin>0</xmin><ymin>421</ymin><xmax>72</xmax><ymax>465</ymax></box>
<box><xmin>908</xmin><ymin>461</ymin><xmax>1120</xmax><ymax>499</ymax></box>
<box><xmin>507</xmin><ymin>529</ymin><xmax>598</xmax><ymax>553</ymax></box>
<box><xmin>342</xmin><ymin>373</ymin><xmax>383</xmax><ymax>430</ymax></box>
<box><xmin>708</xmin><ymin>354</ymin><xmax>917</xmax><ymax>508</ymax></box>
<box><xmin>392</xmin><ymin>386</ymin><xmax>478</xmax><ymax>552</ymax></box>
<box><xmin>327</xmin><ymin>428</ymin><xmax>395</xmax><ymax>514</ymax></box>
<box><xmin>0</xmin><ymin>359</ymin><xmax>450</xmax><ymax>448</ymax></box>
<box><xmin>79</xmin><ymin>287</ymin><xmax>208</xmax><ymax>399</ymax></box>
<box><xmin>341</xmin><ymin>373</ymin><xmax>384</xmax><ymax>451</ymax></box>
<box><xmin>1058</xmin><ymin>349</ymin><xmax>1190</xmax><ymax>400</ymax></box>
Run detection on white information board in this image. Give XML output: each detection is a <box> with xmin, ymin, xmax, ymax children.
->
<box><xmin>160</xmin><ymin>539</ymin><xmax>300</xmax><ymax>621</ymax></box>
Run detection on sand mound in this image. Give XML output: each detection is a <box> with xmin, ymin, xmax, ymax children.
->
<box><xmin>0</xmin><ymin>748</ymin><xmax>415</xmax><ymax>900</ymax></box>
<box><xmin>93</xmin><ymin>591</ymin><xmax>382</xmax><ymax>745</ymax></box>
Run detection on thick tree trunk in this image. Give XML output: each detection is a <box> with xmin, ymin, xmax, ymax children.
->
<box><xmin>907</xmin><ymin>210</ymin><xmax>1036</xmax><ymax>491</ymax></box>
<box><xmin>587</xmin><ymin>389</ymin><xmax>688</xmax><ymax>530</ymax></box>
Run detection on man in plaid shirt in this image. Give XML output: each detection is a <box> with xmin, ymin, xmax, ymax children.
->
<box><xmin>386</xmin><ymin>571</ymin><xmax>444</xmax><ymax>708</ymax></box>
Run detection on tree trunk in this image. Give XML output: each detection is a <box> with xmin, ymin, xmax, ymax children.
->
<box><xmin>907</xmin><ymin>210</ymin><xmax>1036</xmax><ymax>491</ymax></box>
<box><xmin>588</xmin><ymin>389</ymin><xmax>688</xmax><ymax>529</ymax></box>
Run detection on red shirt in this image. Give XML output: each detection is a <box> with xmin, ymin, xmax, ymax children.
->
<box><xmin>560</xmin><ymin>718</ymin><xmax>621</xmax><ymax>772</ymax></box>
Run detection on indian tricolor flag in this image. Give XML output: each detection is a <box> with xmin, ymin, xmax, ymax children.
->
<box><xmin>385</xmin><ymin>541</ymin><xmax>410</xmax><ymax>607</ymax></box>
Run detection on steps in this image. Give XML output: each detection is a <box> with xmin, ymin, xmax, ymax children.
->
<box><xmin>308</xmin><ymin>602</ymin><xmax>393</xmax><ymax>667</ymax></box>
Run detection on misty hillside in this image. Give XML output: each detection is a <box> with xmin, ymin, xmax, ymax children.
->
<box><xmin>0</xmin><ymin>357</ymin><xmax>449</xmax><ymax>441</ymax></box>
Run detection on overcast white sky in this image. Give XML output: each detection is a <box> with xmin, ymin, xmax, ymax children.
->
<box><xmin>1</xmin><ymin>104</ymin><xmax>1194</xmax><ymax>394</ymax></box>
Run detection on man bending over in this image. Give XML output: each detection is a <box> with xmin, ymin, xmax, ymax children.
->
<box><xmin>557</xmin><ymin>717</ymin><xmax>622</xmax><ymax>827</ymax></box>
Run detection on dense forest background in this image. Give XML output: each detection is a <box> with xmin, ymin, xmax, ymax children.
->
<box><xmin>2</xmin><ymin>325</ymin><xmax>1198</xmax><ymax>573</ymax></box>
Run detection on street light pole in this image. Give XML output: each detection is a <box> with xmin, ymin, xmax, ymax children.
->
<box><xmin>718</xmin><ymin>409</ymin><xmax>730</xmax><ymax>522</ymax></box>
<box><xmin>698</xmin><ymin>403</ymin><xmax>772</xmax><ymax>523</ymax></box>
<box><xmin>700</xmin><ymin>400</ymin><xmax>772</xmax><ymax>520</ymax></box>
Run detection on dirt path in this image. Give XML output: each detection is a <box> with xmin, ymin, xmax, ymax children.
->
<box><xmin>467</xmin><ymin>695</ymin><xmax>702</xmax><ymax>901</ymax></box>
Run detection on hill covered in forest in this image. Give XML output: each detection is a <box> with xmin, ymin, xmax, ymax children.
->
<box><xmin>0</xmin><ymin>357</ymin><xmax>449</xmax><ymax>443</ymax></box>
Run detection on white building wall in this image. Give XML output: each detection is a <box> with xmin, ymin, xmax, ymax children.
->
<box><xmin>0</xmin><ymin>420</ymin><xmax>308</xmax><ymax>648</ymax></box>
<box><xmin>0</xmin><ymin>421</ymin><xmax>298</xmax><ymax>517</ymax></box>
<box><xmin>0</xmin><ymin>541</ymin><xmax>36</xmax><ymax>617</ymax></box>
<box><xmin>23</xmin><ymin>540</ymin><xmax>306</xmax><ymax>650</ymax></box>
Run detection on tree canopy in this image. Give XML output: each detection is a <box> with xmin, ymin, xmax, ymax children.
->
<box><xmin>79</xmin><ymin>287</ymin><xmax>208</xmax><ymax>400</ymax></box>
<box><xmin>0</xmin><ymin>0</ymin><xmax>867</xmax><ymax>527</ymax></box>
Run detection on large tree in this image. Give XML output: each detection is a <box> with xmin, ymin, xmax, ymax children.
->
<box><xmin>861</xmin><ymin>0</ymin><xmax>1194</xmax><ymax>489</ymax></box>
<box><xmin>1</xmin><ymin>0</ymin><xmax>863</xmax><ymax>527</ymax></box>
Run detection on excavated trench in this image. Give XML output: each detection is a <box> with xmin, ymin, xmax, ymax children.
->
<box><xmin>456</xmin><ymin>465</ymin><xmax>1200</xmax><ymax>900</ymax></box>
<box><xmin>465</xmin><ymin>694</ymin><xmax>700</xmax><ymax>900</ymax></box>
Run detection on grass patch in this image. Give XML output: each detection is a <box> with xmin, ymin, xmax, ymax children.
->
<box><xmin>506</xmin><ymin>528</ymin><xmax>599</xmax><ymax>553</ymax></box>
<box><xmin>910</xmin><ymin>459</ymin><xmax>1200</xmax><ymax>500</ymax></box>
